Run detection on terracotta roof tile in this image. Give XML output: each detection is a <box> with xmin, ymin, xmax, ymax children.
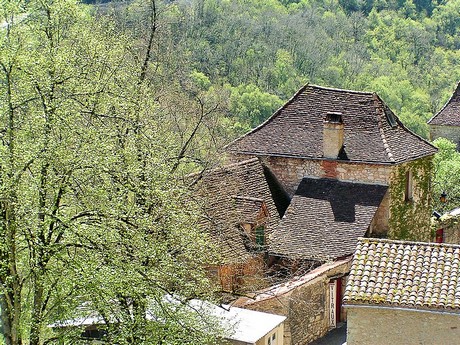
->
<box><xmin>228</xmin><ymin>84</ymin><xmax>437</xmax><ymax>164</ymax></box>
<box><xmin>428</xmin><ymin>82</ymin><xmax>460</xmax><ymax>126</ymax></box>
<box><xmin>192</xmin><ymin>159</ymin><xmax>281</xmax><ymax>264</ymax></box>
<box><xmin>269</xmin><ymin>178</ymin><xmax>387</xmax><ymax>261</ymax></box>
<box><xmin>344</xmin><ymin>238</ymin><xmax>460</xmax><ymax>313</ymax></box>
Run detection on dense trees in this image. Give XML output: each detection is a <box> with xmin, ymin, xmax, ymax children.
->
<box><xmin>120</xmin><ymin>0</ymin><xmax>460</xmax><ymax>138</ymax></box>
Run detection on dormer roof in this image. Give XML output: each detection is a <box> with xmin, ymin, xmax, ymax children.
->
<box><xmin>227</xmin><ymin>84</ymin><xmax>437</xmax><ymax>164</ymax></box>
<box><xmin>269</xmin><ymin>177</ymin><xmax>388</xmax><ymax>261</ymax></box>
<box><xmin>428</xmin><ymin>82</ymin><xmax>460</xmax><ymax>127</ymax></box>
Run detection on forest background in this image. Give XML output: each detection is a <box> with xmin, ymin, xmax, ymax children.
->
<box><xmin>101</xmin><ymin>0</ymin><xmax>460</xmax><ymax>142</ymax></box>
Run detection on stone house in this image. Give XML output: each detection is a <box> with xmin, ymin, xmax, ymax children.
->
<box><xmin>344</xmin><ymin>238</ymin><xmax>460</xmax><ymax>345</ymax></box>
<box><xmin>428</xmin><ymin>82</ymin><xmax>460</xmax><ymax>148</ymax></box>
<box><xmin>191</xmin><ymin>158</ymin><xmax>287</xmax><ymax>293</ymax></box>
<box><xmin>234</xmin><ymin>258</ymin><xmax>351</xmax><ymax>345</ymax></box>
<box><xmin>432</xmin><ymin>207</ymin><xmax>460</xmax><ymax>245</ymax></box>
<box><xmin>227</xmin><ymin>84</ymin><xmax>438</xmax><ymax>245</ymax></box>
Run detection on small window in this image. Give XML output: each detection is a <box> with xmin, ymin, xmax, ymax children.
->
<box><xmin>405</xmin><ymin>170</ymin><xmax>413</xmax><ymax>201</ymax></box>
<box><xmin>325</xmin><ymin>112</ymin><xmax>343</xmax><ymax>123</ymax></box>
<box><xmin>385</xmin><ymin>107</ymin><xmax>397</xmax><ymax>128</ymax></box>
<box><xmin>255</xmin><ymin>226</ymin><xmax>265</xmax><ymax>248</ymax></box>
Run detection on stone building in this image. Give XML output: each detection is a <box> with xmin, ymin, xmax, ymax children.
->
<box><xmin>428</xmin><ymin>82</ymin><xmax>460</xmax><ymax>148</ymax></box>
<box><xmin>191</xmin><ymin>158</ymin><xmax>286</xmax><ymax>293</ymax></box>
<box><xmin>227</xmin><ymin>84</ymin><xmax>437</xmax><ymax>244</ymax></box>
<box><xmin>433</xmin><ymin>207</ymin><xmax>460</xmax><ymax>245</ymax></box>
<box><xmin>344</xmin><ymin>238</ymin><xmax>460</xmax><ymax>345</ymax></box>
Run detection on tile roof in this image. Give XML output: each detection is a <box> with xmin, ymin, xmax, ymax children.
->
<box><xmin>344</xmin><ymin>238</ymin><xmax>460</xmax><ymax>313</ymax></box>
<box><xmin>269</xmin><ymin>178</ymin><xmax>387</xmax><ymax>261</ymax></box>
<box><xmin>227</xmin><ymin>84</ymin><xmax>437</xmax><ymax>164</ymax></box>
<box><xmin>192</xmin><ymin>158</ymin><xmax>281</xmax><ymax>264</ymax></box>
<box><xmin>428</xmin><ymin>82</ymin><xmax>460</xmax><ymax>126</ymax></box>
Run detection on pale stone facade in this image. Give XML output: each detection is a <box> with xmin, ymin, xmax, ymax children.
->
<box><xmin>346</xmin><ymin>307</ymin><xmax>460</xmax><ymax>345</ymax></box>
<box><xmin>258</xmin><ymin>156</ymin><xmax>391</xmax><ymax>196</ymax></box>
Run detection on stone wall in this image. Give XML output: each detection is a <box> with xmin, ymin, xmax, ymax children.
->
<box><xmin>368</xmin><ymin>191</ymin><xmax>390</xmax><ymax>236</ymax></box>
<box><xmin>231</xmin><ymin>153</ymin><xmax>434</xmax><ymax>240</ymax></box>
<box><xmin>436</xmin><ymin>214</ymin><xmax>460</xmax><ymax>244</ymax></box>
<box><xmin>233</xmin><ymin>259</ymin><xmax>351</xmax><ymax>345</ymax></box>
<box><xmin>216</xmin><ymin>255</ymin><xmax>267</xmax><ymax>293</ymax></box>
<box><xmin>259</xmin><ymin>156</ymin><xmax>392</xmax><ymax>196</ymax></box>
<box><xmin>429</xmin><ymin>124</ymin><xmax>460</xmax><ymax>148</ymax></box>
<box><xmin>388</xmin><ymin>156</ymin><xmax>434</xmax><ymax>241</ymax></box>
<box><xmin>346</xmin><ymin>306</ymin><xmax>460</xmax><ymax>345</ymax></box>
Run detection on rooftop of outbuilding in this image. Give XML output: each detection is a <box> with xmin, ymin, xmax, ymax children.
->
<box><xmin>344</xmin><ymin>238</ymin><xmax>460</xmax><ymax>313</ymax></box>
<box><xmin>192</xmin><ymin>158</ymin><xmax>282</xmax><ymax>264</ymax></box>
<box><xmin>269</xmin><ymin>178</ymin><xmax>388</xmax><ymax>261</ymax></box>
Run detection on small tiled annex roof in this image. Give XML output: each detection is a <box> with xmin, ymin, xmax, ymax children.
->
<box><xmin>228</xmin><ymin>84</ymin><xmax>437</xmax><ymax>164</ymax></box>
<box><xmin>344</xmin><ymin>238</ymin><xmax>460</xmax><ymax>313</ymax></box>
<box><xmin>192</xmin><ymin>158</ymin><xmax>280</xmax><ymax>264</ymax></box>
<box><xmin>269</xmin><ymin>178</ymin><xmax>387</xmax><ymax>261</ymax></box>
<box><xmin>428</xmin><ymin>82</ymin><xmax>460</xmax><ymax>126</ymax></box>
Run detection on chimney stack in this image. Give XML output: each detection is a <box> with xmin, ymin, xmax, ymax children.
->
<box><xmin>323</xmin><ymin>112</ymin><xmax>344</xmax><ymax>159</ymax></box>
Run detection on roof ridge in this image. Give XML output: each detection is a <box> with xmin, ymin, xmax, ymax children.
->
<box><xmin>186</xmin><ymin>158</ymin><xmax>261</xmax><ymax>182</ymax></box>
<box><xmin>308</xmin><ymin>84</ymin><xmax>374</xmax><ymax>95</ymax></box>
<box><xmin>373</xmin><ymin>93</ymin><xmax>437</xmax><ymax>161</ymax></box>
<box><xmin>358</xmin><ymin>237</ymin><xmax>460</xmax><ymax>249</ymax></box>
<box><xmin>373</xmin><ymin>94</ymin><xmax>395</xmax><ymax>163</ymax></box>
<box><xmin>427</xmin><ymin>81</ymin><xmax>460</xmax><ymax>124</ymax></box>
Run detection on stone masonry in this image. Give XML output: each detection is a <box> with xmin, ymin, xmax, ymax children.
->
<box><xmin>234</xmin><ymin>259</ymin><xmax>351</xmax><ymax>345</ymax></box>
<box><xmin>346</xmin><ymin>307</ymin><xmax>460</xmax><ymax>345</ymax></box>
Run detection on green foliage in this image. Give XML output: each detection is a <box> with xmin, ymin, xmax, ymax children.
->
<box><xmin>143</xmin><ymin>0</ymin><xmax>460</xmax><ymax>139</ymax></box>
<box><xmin>389</xmin><ymin>157</ymin><xmax>433</xmax><ymax>241</ymax></box>
<box><xmin>432</xmin><ymin>138</ymin><xmax>460</xmax><ymax>212</ymax></box>
<box><xmin>0</xmin><ymin>1</ymin><xmax>222</xmax><ymax>344</ymax></box>
<box><xmin>228</xmin><ymin>84</ymin><xmax>284</xmax><ymax>128</ymax></box>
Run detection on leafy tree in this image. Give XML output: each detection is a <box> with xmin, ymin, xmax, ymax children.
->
<box><xmin>432</xmin><ymin>138</ymin><xmax>460</xmax><ymax>212</ymax></box>
<box><xmin>0</xmin><ymin>1</ymin><xmax>221</xmax><ymax>344</ymax></box>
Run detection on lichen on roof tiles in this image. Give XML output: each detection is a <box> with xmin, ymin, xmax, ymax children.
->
<box><xmin>344</xmin><ymin>238</ymin><xmax>460</xmax><ymax>313</ymax></box>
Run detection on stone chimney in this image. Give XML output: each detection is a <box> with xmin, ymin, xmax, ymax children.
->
<box><xmin>323</xmin><ymin>112</ymin><xmax>344</xmax><ymax>159</ymax></box>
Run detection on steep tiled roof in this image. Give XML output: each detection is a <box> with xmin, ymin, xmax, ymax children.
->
<box><xmin>269</xmin><ymin>178</ymin><xmax>387</xmax><ymax>261</ymax></box>
<box><xmin>344</xmin><ymin>238</ymin><xmax>460</xmax><ymax>313</ymax></box>
<box><xmin>192</xmin><ymin>158</ymin><xmax>281</xmax><ymax>264</ymax></box>
<box><xmin>428</xmin><ymin>82</ymin><xmax>460</xmax><ymax>126</ymax></box>
<box><xmin>228</xmin><ymin>84</ymin><xmax>437</xmax><ymax>164</ymax></box>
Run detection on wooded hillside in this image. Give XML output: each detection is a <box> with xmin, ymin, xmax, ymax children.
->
<box><xmin>103</xmin><ymin>0</ymin><xmax>460</xmax><ymax>141</ymax></box>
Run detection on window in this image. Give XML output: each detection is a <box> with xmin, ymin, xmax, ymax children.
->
<box><xmin>255</xmin><ymin>226</ymin><xmax>265</xmax><ymax>248</ymax></box>
<box><xmin>267</xmin><ymin>332</ymin><xmax>276</xmax><ymax>345</ymax></box>
<box><xmin>405</xmin><ymin>170</ymin><xmax>413</xmax><ymax>201</ymax></box>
